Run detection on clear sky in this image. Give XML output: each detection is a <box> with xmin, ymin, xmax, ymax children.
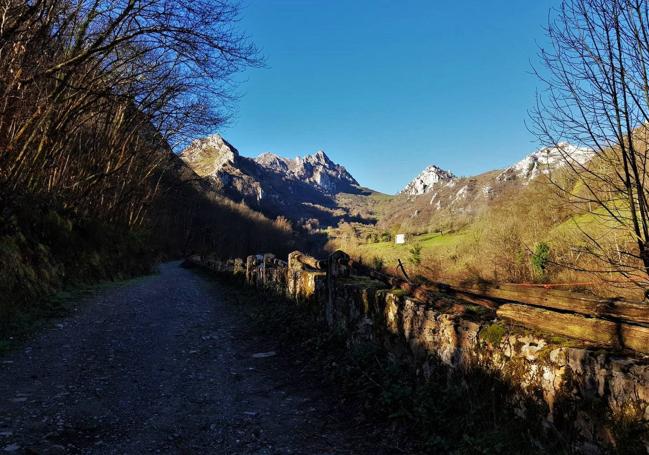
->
<box><xmin>222</xmin><ymin>0</ymin><xmax>559</xmax><ymax>194</ymax></box>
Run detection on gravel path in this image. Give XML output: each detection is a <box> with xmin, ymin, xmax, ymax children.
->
<box><xmin>0</xmin><ymin>262</ymin><xmax>377</xmax><ymax>454</ymax></box>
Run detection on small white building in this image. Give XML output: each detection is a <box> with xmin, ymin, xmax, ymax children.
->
<box><xmin>395</xmin><ymin>233</ymin><xmax>407</xmax><ymax>244</ymax></box>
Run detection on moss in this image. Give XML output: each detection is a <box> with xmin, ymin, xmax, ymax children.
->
<box><xmin>464</xmin><ymin>304</ymin><xmax>491</xmax><ymax>317</ymax></box>
<box><xmin>480</xmin><ymin>321</ymin><xmax>507</xmax><ymax>346</ymax></box>
<box><xmin>1</xmin><ymin>201</ymin><xmax>155</xmax><ymax>339</ymax></box>
<box><xmin>548</xmin><ymin>335</ymin><xmax>581</xmax><ymax>348</ymax></box>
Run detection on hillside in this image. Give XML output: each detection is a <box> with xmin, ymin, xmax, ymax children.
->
<box><xmin>174</xmin><ymin>132</ymin><xmax>639</xmax><ymax>292</ymax></box>
<box><xmin>322</xmin><ymin>143</ymin><xmax>626</xmax><ymax>289</ymax></box>
<box><xmin>0</xmin><ymin>0</ymin><xmax>295</xmax><ymax>331</ymax></box>
<box><xmin>180</xmin><ymin>134</ymin><xmax>373</xmax><ymax>228</ymax></box>
<box><xmin>179</xmin><ymin>136</ymin><xmax>597</xmax><ymax>243</ymax></box>
<box><xmin>174</xmin><ymin>133</ymin><xmax>604</xmax><ymax>288</ymax></box>
<box><xmin>373</xmin><ymin>143</ymin><xmax>594</xmax><ymax>234</ymax></box>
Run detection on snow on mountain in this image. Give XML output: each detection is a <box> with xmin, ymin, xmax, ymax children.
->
<box><xmin>497</xmin><ymin>143</ymin><xmax>594</xmax><ymax>182</ymax></box>
<box><xmin>400</xmin><ymin>165</ymin><xmax>456</xmax><ymax>196</ymax></box>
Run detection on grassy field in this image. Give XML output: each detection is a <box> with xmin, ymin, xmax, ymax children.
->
<box><xmin>327</xmin><ymin>198</ymin><xmax>644</xmax><ymax>294</ymax></box>
<box><xmin>334</xmin><ymin>190</ymin><xmax>395</xmax><ymax>221</ymax></box>
<box><xmin>351</xmin><ymin>230</ymin><xmax>470</xmax><ymax>269</ymax></box>
<box><xmin>546</xmin><ymin>209</ymin><xmax>628</xmax><ymax>251</ymax></box>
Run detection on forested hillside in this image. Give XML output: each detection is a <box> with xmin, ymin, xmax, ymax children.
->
<box><xmin>0</xmin><ymin>1</ymin><xmax>300</xmax><ymax>329</ymax></box>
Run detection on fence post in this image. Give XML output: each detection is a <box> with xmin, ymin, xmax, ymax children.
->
<box><xmin>326</xmin><ymin>250</ymin><xmax>350</xmax><ymax>327</ymax></box>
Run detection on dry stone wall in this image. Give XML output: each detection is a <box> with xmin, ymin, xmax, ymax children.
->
<box><xmin>190</xmin><ymin>251</ymin><xmax>649</xmax><ymax>452</ymax></box>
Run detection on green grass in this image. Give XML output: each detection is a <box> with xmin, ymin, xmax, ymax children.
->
<box><xmin>480</xmin><ymin>322</ymin><xmax>507</xmax><ymax>346</ymax></box>
<box><xmin>551</xmin><ymin>211</ymin><xmax>602</xmax><ymax>234</ymax></box>
<box><xmin>546</xmin><ymin>209</ymin><xmax>629</xmax><ymax>250</ymax></box>
<box><xmin>353</xmin><ymin>230</ymin><xmax>470</xmax><ymax>266</ymax></box>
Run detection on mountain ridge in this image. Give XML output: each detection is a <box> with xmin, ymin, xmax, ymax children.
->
<box><xmin>179</xmin><ymin>134</ymin><xmax>595</xmax><ymax>235</ymax></box>
<box><xmin>179</xmin><ymin>134</ymin><xmax>367</xmax><ymax>227</ymax></box>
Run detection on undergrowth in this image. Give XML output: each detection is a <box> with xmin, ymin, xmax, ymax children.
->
<box><xmin>0</xmin><ymin>196</ymin><xmax>156</xmax><ymax>339</ymax></box>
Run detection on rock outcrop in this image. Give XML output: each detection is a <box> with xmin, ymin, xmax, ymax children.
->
<box><xmin>180</xmin><ymin>134</ymin><xmax>364</xmax><ymax>226</ymax></box>
<box><xmin>180</xmin><ymin>135</ymin><xmax>240</xmax><ymax>177</ymax></box>
<box><xmin>400</xmin><ymin>164</ymin><xmax>456</xmax><ymax>196</ymax></box>
<box><xmin>255</xmin><ymin>150</ymin><xmax>358</xmax><ymax>194</ymax></box>
<box><xmin>497</xmin><ymin>142</ymin><xmax>594</xmax><ymax>182</ymax></box>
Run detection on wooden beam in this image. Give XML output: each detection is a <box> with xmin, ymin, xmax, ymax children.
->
<box><xmin>292</xmin><ymin>253</ymin><xmax>326</xmax><ymax>271</ymax></box>
<box><xmin>447</xmin><ymin>283</ymin><xmax>649</xmax><ymax>326</ymax></box>
<box><xmin>606</xmin><ymin>301</ymin><xmax>649</xmax><ymax>325</ymax></box>
<box><xmin>350</xmin><ymin>259</ymin><xmax>649</xmax><ymax>326</ymax></box>
<box><xmin>497</xmin><ymin>303</ymin><xmax>619</xmax><ymax>347</ymax></box>
<box><xmin>620</xmin><ymin>323</ymin><xmax>649</xmax><ymax>354</ymax></box>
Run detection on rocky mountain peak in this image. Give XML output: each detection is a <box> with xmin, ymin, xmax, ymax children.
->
<box><xmin>291</xmin><ymin>149</ymin><xmax>357</xmax><ymax>193</ymax></box>
<box><xmin>497</xmin><ymin>142</ymin><xmax>594</xmax><ymax>182</ymax></box>
<box><xmin>255</xmin><ymin>152</ymin><xmax>289</xmax><ymax>172</ymax></box>
<box><xmin>179</xmin><ymin>134</ymin><xmax>239</xmax><ymax>177</ymax></box>
<box><xmin>400</xmin><ymin>164</ymin><xmax>456</xmax><ymax>196</ymax></box>
<box><xmin>182</xmin><ymin>134</ymin><xmax>362</xmax><ymax>219</ymax></box>
<box><xmin>255</xmin><ymin>148</ymin><xmax>358</xmax><ymax>194</ymax></box>
<box><xmin>305</xmin><ymin>150</ymin><xmax>333</xmax><ymax>166</ymax></box>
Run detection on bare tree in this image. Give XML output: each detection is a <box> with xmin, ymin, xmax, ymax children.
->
<box><xmin>531</xmin><ymin>0</ymin><xmax>649</xmax><ymax>289</ymax></box>
<box><xmin>0</xmin><ymin>0</ymin><xmax>259</xmax><ymax>228</ymax></box>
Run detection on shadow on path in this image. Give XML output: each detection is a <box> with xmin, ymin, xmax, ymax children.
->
<box><xmin>0</xmin><ymin>262</ymin><xmax>380</xmax><ymax>454</ymax></box>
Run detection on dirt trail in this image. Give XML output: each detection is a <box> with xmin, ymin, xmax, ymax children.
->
<box><xmin>0</xmin><ymin>262</ymin><xmax>380</xmax><ymax>454</ymax></box>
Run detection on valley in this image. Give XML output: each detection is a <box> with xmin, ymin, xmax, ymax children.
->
<box><xmin>4</xmin><ymin>1</ymin><xmax>649</xmax><ymax>453</ymax></box>
<box><xmin>179</xmin><ymin>135</ymin><xmax>620</xmax><ymax>294</ymax></box>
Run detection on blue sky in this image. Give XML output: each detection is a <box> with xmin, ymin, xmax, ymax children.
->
<box><xmin>222</xmin><ymin>0</ymin><xmax>559</xmax><ymax>194</ymax></box>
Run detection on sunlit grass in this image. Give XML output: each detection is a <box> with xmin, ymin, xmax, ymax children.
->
<box><xmin>352</xmin><ymin>230</ymin><xmax>470</xmax><ymax>265</ymax></box>
<box><xmin>548</xmin><ymin>208</ymin><xmax>625</xmax><ymax>241</ymax></box>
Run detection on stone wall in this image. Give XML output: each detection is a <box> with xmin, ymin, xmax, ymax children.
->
<box><xmin>191</xmin><ymin>251</ymin><xmax>649</xmax><ymax>452</ymax></box>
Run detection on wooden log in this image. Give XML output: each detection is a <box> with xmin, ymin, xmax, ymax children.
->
<box><xmin>449</xmin><ymin>290</ymin><xmax>500</xmax><ymax>310</ymax></box>
<box><xmin>350</xmin><ymin>260</ymin><xmax>498</xmax><ymax>311</ymax></box>
<box><xmin>411</xmin><ymin>287</ymin><xmax>436</xmax><ymax>303</ymax></box>
<box><xmin>298</xmin><ymin>255</ymin><xmax>327</xmax><ymax>270</ymax></box>
<box><xmin>606</xmin><ymin>301</ymin><xmax>649</xmax><ymax>325</ymax></box>
<box><xmin>497</xmin><ymin>303</ymin><xmax>619</xmax><ymax>347</ymax></box>
<box><xmin>423</xmin><ymin>283</ymin><xmax>499</xmax><ymax>310</ymax></box>
<box><xmin>396</xmin><ymin>282</ymin><xmax>457</xmax><ymax>308</ymax></box>
<box><xmin>450</xmin><ymin>283</ymin><xmax>649</xmax><ymax>326</ymax></box>
<box><xmin>620</xmin><ymin>323</ymin><xmax>649</xmax><ymax>354</ymax></box>
<box><xmin>355</xmin><ymin>264</ymin><xmax>404</xmax><ymax>287</ymax></box>
<box><xmin>344</xmin><ymin>253</ymin><xmax>649</xmax><ymax>326</ymax></box>
<box><xmin>459</xmin><ymin>284</ymin><xmax>597</xmax><ymax>313</ymax></box>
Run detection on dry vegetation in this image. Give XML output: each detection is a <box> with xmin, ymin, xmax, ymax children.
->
<box><xmin>327</xmin><ymin>169</ymin><xmax>647</xmax><ymax>299</ymax></box>
<box><xmin>329</xmin><ymin>0</ymin><xmax>649</xmax><ymax>300</ymax></box>
<box><xmin>0</xmin><ymin>0</ymin><xmax>302</xmax><ymax>328</ymax></box>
